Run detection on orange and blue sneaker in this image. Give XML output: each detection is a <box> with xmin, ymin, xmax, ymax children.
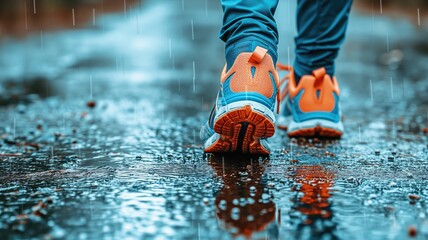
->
<box><xmin>276</xmin><ymin>64</ymin><xmax>343</xmax><ymax>138</ymax></box>
<box><xmin>200</xmin><ymin>46</ymin><xmax>280</xmax><ymax>155</ymax></box>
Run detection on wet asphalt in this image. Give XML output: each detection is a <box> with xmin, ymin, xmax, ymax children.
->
<box><xmin>1</xmin><ymin>0</ymin><xmax>428</xmax><ymax>239</ymax></box>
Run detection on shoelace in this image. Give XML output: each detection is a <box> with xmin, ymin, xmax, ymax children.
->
<box><xmin>275</xmin><ymin>63</ymin><xmax>293</xmax><ymax>114</ymax></box>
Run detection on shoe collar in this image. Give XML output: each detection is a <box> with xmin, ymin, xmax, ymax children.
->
<box><xmin>288</xmin><ymin>67</ymin><xmax>340</xmax><ymax>98</ymax></box>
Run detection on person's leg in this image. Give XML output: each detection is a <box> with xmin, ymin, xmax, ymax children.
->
<box><xmin>219</xmin><ymin>0</ymin><xmax>279</xmax><ymax>69</ymax></box>
<box><xmin>294</xmin><ymin>0</ymin><xmax>353</xmax><ymax>79</ymax></box>
<box><xmin>201</xmin><ymin>0</ymin><xmax>281</xmax><ymax>154</ymax></box>
<box><xmin>277</xmin><ymin>0</ymin><xmax>352</xmax><ymax>137</ymax></box>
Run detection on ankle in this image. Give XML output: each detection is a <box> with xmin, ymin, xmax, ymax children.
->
<box><xmin>225</xmin><ymin>39</ymin><xmax>277</xmax><ymax>71</ymax></box>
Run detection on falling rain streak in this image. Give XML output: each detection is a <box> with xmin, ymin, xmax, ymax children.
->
<box><xmin>13</xmin><ymin>117</ymin><xmax>16</xmax><ymax>139</ymax></box>
<box><xmin>193</xmin><ymin>61</ymin><xmax>196</xmax><ymax>92</ymax></box>
<box><xmin>24</xmin><ymin>0</ymin><xmax>28</xmax><ymax>30</ymax></box>
<box><xmin>222</xmin><ymin>157</ymin><xmax>225</xmax><ymax>177</ymax></box>
<box><xmin>359</xmin><ymin>126</ymin><xmax>361</xmax><ymax>142</ymax></box>
<box><xmin>90</xmin><ymin>75</ymin><xmax>93</xmax><ymax>99</ymax></box>
<box><xmin>1</xmin><ymin>1</ymin><xmax>427</xmax><ymax>239</ymax></box>
<box><xmin>40</xmin><ymin>30</ymin><xmax>43</xmax><ymax>51</ymax></box>
<box><xmin>72</xmin><ymin>8</ymin><xmax>75</xmax><ymax>26</ymax></box>
<box><xmin>124</xmin><ymin>0</ymin><xmax>127</xmax><ymax>19</ymax></box>
<box><xmin>93</xmin><ymin>8</ymin><xmax>96</xmax><ymax>26</ymax></box>
<box><xmin>417</xmin><ymin>8</ymin><xmax>421</xmax><ymax>26</ymax></box>
<box><xmin>386</xmin><ymin>32</ymin><xmax>389</xmax><ymax>52</ymax></box>
<box><xmin>380</xmin><ymin>0</ymin><xmax>382</xmax><ymax>14</ymax></box>
<box><xmin>191</xmin><ymin>19</ymin><xmax>194</xmax><ymax>40</ymax></box>
<box><xmin>33</xmin><ymin>0</ymin><xmax>36</xmax><ymax>14</ymax></box>
<box><xmin>371</xmin><ymin>3</ymin><xmax>375</xmax><ymax>31</ymax></box>
<box><xmin>169</xmin><ymin>38</ymin><xmax>172</xmax><ymax>58</ymax></box>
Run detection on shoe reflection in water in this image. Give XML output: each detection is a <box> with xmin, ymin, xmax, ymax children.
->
<box><xmin>209</xmin><ymin>155</ymin><xmax>276</xmax><ymax>238</ymax></box>
<box><xmin>290</xmin><ymin>165</ymin><xmax>337</xmax><ymax>239</ymax></box>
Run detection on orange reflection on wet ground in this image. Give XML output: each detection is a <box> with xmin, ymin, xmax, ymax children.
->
<box><xmin>209</xmin><ymin>155</ymin><xmax>275</xmax><ymax>238</ymax></box>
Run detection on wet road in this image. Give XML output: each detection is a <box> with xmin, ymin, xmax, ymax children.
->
<box><xmin>1</xmin><ymin>0</ymin><xmax>428</xmax><ymax>239</ymax></box>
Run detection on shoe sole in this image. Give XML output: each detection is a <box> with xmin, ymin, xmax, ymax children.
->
<box><xmin>288</xmin><ymin>126</ymin><xmax>342</xmax><ymax>138</ymax></box>
<box><xmin>286</xmin><ymin>118</ymin><xmax>343</xmax><ymax>138</ymax></box>
<box><xmin>204</xmin><ymin>104</ymin><xmax>275</xmax><ymax>155</ymax></box>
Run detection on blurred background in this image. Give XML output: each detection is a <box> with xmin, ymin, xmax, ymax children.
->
<box><xmin>0</xmin><ymin>0</ymin><xmax>427</xmax><ymax>105</ymax></box>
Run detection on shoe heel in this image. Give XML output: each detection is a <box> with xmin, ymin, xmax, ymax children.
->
<box><xmin>204</xmin><ymin>101</ymin><xmax>275</xmax><ymax>154</ymax></box>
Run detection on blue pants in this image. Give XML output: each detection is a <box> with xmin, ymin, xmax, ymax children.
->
<box><xmin>220</xmin><ymin>0</ymin><xmax>353</xmax><ymax>77</ymax></box>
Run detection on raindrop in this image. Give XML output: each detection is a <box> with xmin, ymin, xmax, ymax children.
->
<box><xmin>370</xmin><ymin>79</ymin><xmax>373</xmax><ymax>102</ymax></box>
<box><xmin>205</xmin><ymin>0</ymin><xmax>208</xmax><ymax>17</ymax></box>
<box><xmin>219</xmin><ymin>199</ymin><xmax>226</xmax><ymax>210</ymax></box>
<box><xmin>182</xmin><ymin>0</ymin><xmax>185</xmax><ymax>11</ymax></box>
<box><xmin>374</xmin><ymin>149</ymin><xmax>380</xmax><ymax>155</ymax></box>
<box><xmin>231</xmin><ymin>207</ymin><xmax>240</xmax><ymax>220</ymax></box>
<box><xmin>390</xmin><ymin>77</ymin><xmax>393</xmax><ymax>99</ymax></box>
<box><xmin>379</xmin><ymin>0</ymin><xmax>382</xmax><ymax>14</ymax></box>
<box><xmin>388</xmin><ymin>181</ymin><xmax>397</xmax><ymax>187</ymax></box>
<box><xmin>33</xmin><ymin>0</ymin><xmax>36</xmax><ymax>14</ymax></box>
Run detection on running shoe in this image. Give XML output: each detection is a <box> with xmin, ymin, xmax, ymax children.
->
<box><xmin>276</xmin><ymin>64</ymin><xmax>343</xmax><ymax>137</ymax></box>
<box><xmin>200</xmin><ymin>46</ymin><xmax>280</xmax><ymax>155</ymax></box>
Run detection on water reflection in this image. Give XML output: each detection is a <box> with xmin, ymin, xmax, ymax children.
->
<box><xmin>209</xmin><ymin>155</ymin><xmax>276</xmax><ymax>238</ymax></box>
<box><xmin>289</xmin><ymin>164</ymin><xmax>337</xmax><ymax>239</ymax></box>
<box><xmin>209</xmin><ymin>154</ymin><xmax>337</xmax><ymax>239</ymax></box>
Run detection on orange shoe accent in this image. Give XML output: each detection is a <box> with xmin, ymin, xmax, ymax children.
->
<box><xmin>204</xmin><ymin>105</ymin><xmax>274</xmax><ymax>155</ymax></box>
<box><xmin>285</xmin><ymin>67</ymin><xmax>340</xmax><ymax>113</ymax></box>
<box><xmin>277</xmin><ymin>64</ymin><xmax>340</xmax><ymax>113</ymax></box>
<box><xmin>222</xmin><ymin>48</ymin><xmax>280</xmax><ymax>100</ymax></box>
<box><xmin>249</xmin><ymin>46</ymin><xmax>268</xmax><ymax>64</ymax></box>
